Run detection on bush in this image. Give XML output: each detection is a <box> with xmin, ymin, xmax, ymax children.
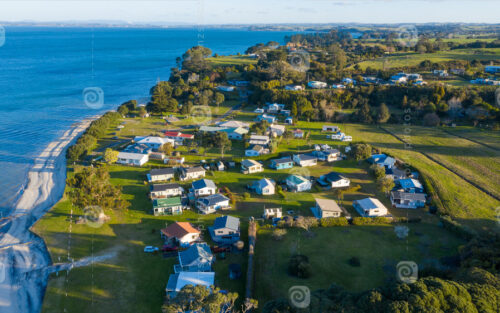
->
<box><xmin>369</xmin><ymin>164</ymin><xmax>385</xmax><ymax>180</ymax></box>
<box><xmin>243</xmin><ymin>192</ymin><xmax>251</xmax><ymax>200</ymax></box>
<box><xmin>320</xmin><ymin>217</ymin><xmax>349</xmax><ymax>227</ymax></box>
<box><xmin>351</xmin><ymin>217</ymin><xmax>391</xmax><ymax>225</ymax></box>
<box><xmin>272</xmin><ymin>228</ymin><xmax>287</xmax><ymax>241</ymax></box>
<box><xmin>288</xmin><ymin>254</ymin><xmax>312</xmax><ymax>278</ymax></box>
<box><xmin>348</xmin><ymin>257</ymin><xmax>361</xmax><ymax>267</ymax></box>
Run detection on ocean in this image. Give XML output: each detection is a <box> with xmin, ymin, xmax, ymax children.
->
<box><xmin>0</xmin><ymin>27</ymin><xmax>297</xmax><ymax>215</ymax></box>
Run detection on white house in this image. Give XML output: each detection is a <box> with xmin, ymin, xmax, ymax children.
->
<box><xmin>117</xmin><ymin>152</ymin><xmax>149</xmax><ymax>166</ymax></box>
<box><xmin>322</xmin><ymin>125</ymin><xmax>340</xmax><ymax>132</ymax></box>
<box><xmin>208</xmin><ymin>216</ymin><xmax>240</xmax><ymax>244</ymax></box>
<box><xmin>293</xmin><ymin>129</ymin><xmax>303</xmax><ymax>138</ymax></box>
<box><xmin>217</xmin><ymin>85</ymin><xmax>235</xmax><ymax>92</ymax></box>
<box><xmin>263</xmin><ymin>207</ymin><xmax>282</xmax><ymax>219</ymax></box>
<box><xmin>341</xmin><ymin>78</ymin><xmax>356</xmax><ymax>85</ymax></box>
<box><xmin>308</xmin><ymin>81</ymin><xmax>328</xmax><ymax>89</ymax></box>
<box><xmin>223</xmin><ymin>127</ymin><xmax>248</xmax><ymax>140</ymax></box>
<box><xmin>166</xmin><ymin>272</ymin><xmax>215</xmax><ymax>297</ymax></box>
<box><xmin>293</xmin><ymin>154</ymin><xmax>318</xmax><ymax>167</ymax></box>
<box><xmin>252</xmin><ymin>178</ymin><xmax>275</xmax><ymax>195</ymax></box>
<box><xmin>150</xmin><ymin>183</ymin><xmax>183</xmax><ymax>199</ymax></box>
<box><xmin>285</xmin><ymin>117</ymin><xmax>294</xmax><ymax>125</ymax></box>
<box><xmin>319</xmin><ymin>172</ymin><xmax>350</xmax><ymax>188</ymax></box>
<box><xmin>285</xmin><ymin>85</ymin><xmax>304</xmax><ymax>91</ymax></box>
<box><xmin>148</xmin><ymin>168</ymin><xmax>175</xmax><ymax>183</ymax></box>
<box><xmin>245</xmin><ymin>144</ymin><xmax>267</xmax><ymax>157</ymax></box>
<box><xmin>353</xmin><ymin>198</ymin><xmax>389</xmax><ymax>217</ymax></box>
<box><xmin>342</xmin><ymin>136</ymin><xmax>352</xmax><ymax>142</ymax></box>
<box><xmin>286</xmin><ymin>175</ymin><xmax>312</xmax><ymax>192</ymax></box>
<box><xmin>217</xmin><ymin>120</ymin><xmax>250</xmax><ymax>129</ymax></box>
<box><xmin>133</xmin><ymin>136</ymin><xmax>174</xmax><ymax>150</ymax></box>
<box><xmin>175</xmin><ymin>243</ymin><xmax>214</xmax><ymax>273</ymax></box>
<box><xmin>248</xmin><ymin>135</ymin><xmax>270</xmax><ymax>146</ymax></box>
<box><xmin>390</xmin><ymin>191</ymin><xmax>426</xmax><ymax>209</ymax></box>
<box><xmin>241</xmin><ymin>159</ymin><xmax>264</xmax><ymax>174</ymax></box>
<box><xmin>331</xmin><ymin>84</ymin><xmax>346</xmax><ymax>89</ymax></box>
<box><xmin>161</xmin><ymin>222</ymin><xmax>201</xmax><ymax>246</ymax></box>
<box><xmin>196</xmin><ymin>194</ymin><xmax>230</xmax><ymax>214</ymax></box>
<box><xmin>179</xmin><ymin>166</ymin><xmax>206</xmax><ymax>181</ymax></box>
<box><xmin>192</xmin><ymin>179</ymin><xmax>217</xmax><ymax>197</ymax></box>
<box><xmin>314</xmin><ymin>198</ymin><xmax>343</xmax><ymax>218</ymax></box>
<box><xmin>268</xmin><ymin>124</ymin><xmax>286</xmax><ymax>137</ymax></box>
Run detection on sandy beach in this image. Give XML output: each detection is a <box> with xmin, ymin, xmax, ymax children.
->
<box><xmin>0</xmin><ymin>116</ymin><xmax>97</xmax><ymax>313</ymax></box>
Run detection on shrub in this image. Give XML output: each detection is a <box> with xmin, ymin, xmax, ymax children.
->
<box><xmin>288</xmin><ymin>254</ymin><xmax>312</xmax><ymax>278</ymax></box>
<box><xmin>320</xmin><ymin>217</ymin><xmax>349</xmax><ymax>227</ymax></box>
<box><xmin>348</xmin><ymin>257</ymin><xmax>361</xmax><ymax>267</ymax></box>
<box><xmin>243</xmin><ymin>192</ymin><xmax>251</xmax><ymax>200</ymax></box>
<box><xmin>369</xmin><ymin>164</ymin><xmax>385</xmax><ymax>180</ymax></box>
<box><xmin>351</xmin><ymin>217</ymin><xmax>391</xmax><ymax>225</ymax></box>
<box><xmin>272</xmin><ymin>228</ymin><xmax>287</xmax><ymax>241</ymax></box>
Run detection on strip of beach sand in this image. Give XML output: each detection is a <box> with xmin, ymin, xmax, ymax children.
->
<box><xmin>0</xmin><ymin>116</ymin><xmax>98</xmax><ymax>313</ymax></box>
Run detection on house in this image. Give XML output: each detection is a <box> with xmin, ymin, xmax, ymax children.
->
<box><xmin>331</xmin><ymin>84</ymin><xmax>346</xmax><ymax>89</ymax></box>
<box><xmin>252</xmin><ymin>178</ymin><xmax>275</xmax><ymax>195</ymax></box>
<box><xmin>150</xmin><ymin>183</ymin><xmax>183</xmax><ymax>199</ymax></box>
<box><xmin>367</xmin><ymin>154</ymin><xmax>396</xmax><ymax>169</ymax></box>
<box><xmin>123</xmin><ymin>143</ymin><xmax>152</xmax><ymax>155</ymax></box>
<box><xmin>199</xmin><ymin>126</ymin><xmax>227</xmax><ymax>133</ymax></box>
<box><xmin>166</xmin><ymin>272</ymin><xmax>215</xmax><ymax>297</ymax></box>
<box><xmin>241</xmin><ymin>159</ymin><xmax>264</xmax><ymax>174</ymax></box>
<box><xmin>179</xmin><ymin>166</ymin><xmax>206</xmax><ymax>181</ymax></box>
<box><xmin>196</xmin><ymin>194</ymin><xmax>230</xmax><ymax>214</ymax></box>
<box><xmin>314</xmin><ymin>198</ymin><xmax>343</xmax><ymax>218</ymax></box>
<box><xmin>248</xmin><ymin>135</ymin><xmax>270</xmax><ymax>146</ymax></box>
<box><xmin>116</xmin><ymin>152</ymin><xmax>149</xmax><ymax>166</ymax></box>
<box><xmin>396</xmin><ymin>178</ymin><xmax>424</xmax><ymax>193</ymax></box>
<box><xmin>161</xmin><ymin>222</ymin><xmax>200</xmax><ymax>246</ymax></box>
<box><xmin>268</xmin><ymin>124</ymin><xmax>286</xmax><ymax>137</ymax></box>
<box><xmin>133</xmin><ymin>136</ymin><xmax>174</xmax><ymax>150</ymax></box>
<box><xmin>256</xmin><ymin>114</ymin><xmax>276</xmax><ymax>124</ymax></box>
<box><xmin>390</xmin><ymin>73</ymin><xmax>408</xmax><ymax>84</ymax></box>
<box><xmin>433</xmin><ymin>69</ymin><xmax>448</xmax><ymax>77</ymax></box>
<box><xmin>293</xmin><ymin>154</ymin><xmax>318</xmax><ymax>167</ymax></box>
<box><xmin>254</xmin><ymin>108</ymin><xmax>265</xmax><ymax>114</ymax></box>
<box><xmin>217</xmin><ymin>120</ymin><xmax>250</xmax><ymax>129</ymax></box>
<box><xmin>217</xmin><ymin>85</ymin><xmax>235</xmax><ymax>92</ymax></box>
<box><xmin>270</xmin><ymin>156</ymin><xmax>294</xmax><ymax>170</ymax></box>
<box><xmin>390</xmin><ymin>191</ymin><xmax>426</xmax><ymax>209</ymax></box>
<box><xmin>175</xmin><ymin>243</ymin><xmax>214</xmax><ymax>273</ymax></box>
<box><xmin>285</xmin><ymin>117</ymin><xmax>294</xmax><ymax>125</ymax></box>
<box><xmin>192</xmin><ymin>179</ymin><xmax>217</xmax><ymax>197</ymax></box>
<box><xmin>216</xmin><ymin>161</ymin><xmax>225</xmax><ymax>171</ymax></box>
<box><xmin>385</xmin><ymin>167</ymin><xmax>407</xmax><ymax>180</ymax></box>
<box><xmin>245</xmin><ymin>144</ymin><xmax>266</xmax><ymax>157</ymax></box>
<box><xmin>164</xmin><ymin>131</ymin><xmax>195</xmax><ymax>145</ymax></box>
<box><xmin>322</xmin><ymin>125</ymin><xmax>340</xmax><ymax>132</ymax></box>
<box><xmin>263</xmin><ymin>208</ymin><xmax>282</xmax><ymax>219</ymax></box>
<box><xmin>318</xmin><ymin>172</ymin><xmax>350</xmax><ymax>188</ymax></box>
<box><xmin>286</xmin><ymin>175</ymin><xmax>312</xmax><ymax>192</ymax></box>
<box><xmin>222</xmin><ymin>127</ymin><xmax>249</xmax><ymax>140</ymax></box>
<box><xmin>265</xmin><ymin>103</ymin><xmax>284</xmax><ymax>114</ymax></box>
<box><xmin>341</xmin><ymin>78</ymin><xmax>356</xmax><ymax>85</ymax></box>
<box><xmin>164</xmin><ymin>156</ymin><xmax>185</xmax><ymax>165</ymax></box>
<box><xmin>148</xmin><ymin>168</ymin><xmax>175</xmax><ymax>183</ymax></box>
<box><xmin>312</xmin><ymin>149</ymin><xmax>341</xmax><ymax>162</ymax></box>
<box><xmin>450</xmin><ymin>68</ymin><xmax>465</xmax><ymax>75</ymax></box>
<box><xmin>485</xmin><ymin>65</ymin><xmax>500</xmax><ymax>74</ymax></box>
<box><xmin>342</xmin><ymin>135</ymin><xmax>353</xmax><ymax>142</ymax></box>
<box><xmin>308</xmin><ymin>81</ymin><xmax>328</xmax><ymax>89</ymax></box>
<box><xmin>285</xmin><ymin>85</ymin><xmax>304</xmax><ymax>91</ymax></box>
<box><xmin>353</xmin><ymin>198</ymin><xmax>389</xmax><ymax>217</ymax></box>
<box><xmin>292</xmin><ymin>129</ymin><xmax>303</xmax><ymax>138</ymax></box>
<box><xmin>208</xmin><ymin>216</ymin><xmax>240</xmax><ymax>244</ymax></box>
<box><xmin>153</xmin><ymin>196</ymin><xmax>183</xmax><ymax>216</ymax></box>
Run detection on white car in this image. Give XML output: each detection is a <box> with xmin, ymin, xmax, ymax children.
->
<box><xmin>144</xmin><ymin>246</ymin><xmax>159</xmax><ymax>253</ymax></box>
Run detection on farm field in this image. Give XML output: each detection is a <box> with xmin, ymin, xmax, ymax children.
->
<box><xmin>254</xmin><ymin>224</ymin><xmax>465</xmax><ymax>306</ymax></box>
<box><xmin>353</xmin><ymin>48</ymin><xmax>500</xmax><ymax>70</ymax></box>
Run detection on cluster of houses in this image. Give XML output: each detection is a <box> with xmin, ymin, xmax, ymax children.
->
<box><xmin>162</xmin><ymin>215</ymin><xmax>241</xmax><ymax>297</ymax></box>
<box><xmin>367</xmin><ymin>153</ymin><xmax>427</xmax><ymax>209</ymax></box>
<box><xmin>254</xmin><ymin>102</ymin><xmax>293</xmax><ymax>125</ymax></box>
<box><xmin>199</xmin><ymin>120</ymin><xmax>250</xmax><ymax>140</ymax></box>
<box><xmin>322</xmin><ymin>125</ymin><xmax>352</xmax><ymax>142</ymax></box>
<box><xmin>116</xmin><ymin>132</ymin><xmax>194</xmax><ymax>167</ymax></box>
<box><xmin>470</xmin><ymin>78</ymin><xmax>500</xmax><ymax>86</ymax></box>
<box><xmin>148</xmin><ymin>165</ymin><xmax>232</xmax><ymax>216</ymax></box>
<box><xmin>303</xmin><ymin>73</ymin><xmax>427</xmax><ymax>90</ymax></box>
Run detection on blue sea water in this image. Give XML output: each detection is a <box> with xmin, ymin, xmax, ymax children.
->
<box><xmin>0</xmin><ymin>27</ymin><xmax>297</xmax><ymax>214</ymax></box>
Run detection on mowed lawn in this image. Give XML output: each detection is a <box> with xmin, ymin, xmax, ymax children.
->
<box><xmin>254</xmin><ymin>223</ymin><xmax>465</xmax><ymax>306</ymax></box>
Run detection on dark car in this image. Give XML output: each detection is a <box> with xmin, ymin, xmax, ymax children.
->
<box><xmin>162</xmin><ymin>245</ymin><xmax>178</xmax><ymax>252</ymax></box>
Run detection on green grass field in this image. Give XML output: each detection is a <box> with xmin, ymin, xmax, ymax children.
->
<box><xmin>207</xmin><ymin>55</ymin><xmax>258</xmax><ymax>67</ymax></box>
<box><xmin>353</xmin><ymin>48</ymin><xmax>500</xmax><ymax>70</ymax></box>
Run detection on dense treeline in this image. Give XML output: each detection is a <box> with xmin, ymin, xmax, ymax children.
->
<box><xmin>66</xmin><ymin>112</ymin><xmax>121</xmax><ymax>162</ymax></box>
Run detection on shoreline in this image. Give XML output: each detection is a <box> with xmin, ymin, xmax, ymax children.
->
<box><xmin>0</xmin><ymin>115</ymin><xmax>99</xmax><ymax>313</ymax></box>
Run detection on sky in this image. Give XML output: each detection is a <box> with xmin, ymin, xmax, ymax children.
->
<box><xmin>0</xmin><ymin>0</ymin><xmax>499</xmax><ymax>25</ymax></box>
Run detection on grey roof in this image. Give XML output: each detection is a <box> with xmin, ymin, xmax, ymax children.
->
<box><xmin>213</xmin><ymin>215</ymin><xmax>240</xmax><ymax>231</ymax></box>
<box><xmin>272</xmin><ymin>156</ymin><xmax>293</xmax><ymax>165</ymax></box>
<box><xmin>178</xmin><ymin>243</ymin><xmax>213</xmax><ymax>266</ymax></box>
<box><xmin>250</xmin><ymin>144</ymin><xmax>264</xmax><ymax>152</ymax></box>
<box><xmin>150</xmin><ymin>168</ymin><xmax>175</xmax><ymax>176</ymax></box>
<box><xmin>182</xmin><ymin>166</ymin><xmax>205</xmax><ymax>174</ymax></box>
<box><xmin>297</xmin><ymin>154</ymin><xmax>317</xmax><ymax>161</ymax></box>
<box><xmin>192</xmin><ymin>179</ymin><xmax>217</xmax><ymax>190</ymax></box>
<box><xmin>150</xmin><ymin>183</ymin><xmax>181</xmax><ymax>192</ymax></box>
<box><xmin>198</xmin><ymin>193</ymin><xmax>229</xmax><ymax>206</ymax></box>
<box><xmin>391</xmin><ymin>191</ymin><xmax>426</xmax><ymax>201</ymax></box>
<box><xmin>324</xmin><ymin>172</ymin><xmax>347</xmax><ymax>182</ymax></box>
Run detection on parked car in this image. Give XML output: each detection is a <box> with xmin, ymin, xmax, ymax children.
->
<box><xmin>162</xmin><ymin>245</ymin><xmax>178</xmax><ymax>252</ymax></box>
<box><xmin>211</xmin><ymin>246</ymin><xmax>231</xmax><ymax>253</ymax></box>
<box><xmin>144</xmin><ymin>246</ymin><xmax>159</xmax><ymax>253</ymax></box>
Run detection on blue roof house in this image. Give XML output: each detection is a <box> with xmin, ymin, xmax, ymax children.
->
<box><xmin>270</xmin><ymin>156</ymin><xmax>294</xmax><ymax>170</ymax></box>
<box><xmin>256</xmin><ymin>114</ymin><xmax>277</xmax><ymax>124</ymax></box>
<box><xmin>367</xmin><ymin>154</ymin><xmax>395</xmax><ymax>169</ymax></box>
<box><xmin>174</xmin><ymin>243</ymin><xmax>214</xmax><ymax>273</ymax></box>
<box><xmin>208</xmin><ymin>216</ymin><xmax>241</xmax><ymax>244</ymax></box>
<box><xmin>286</xmin><ymin>175</ymin><xmax>312</xmax><ymax>192</ymax></box>
<box><xmin>397</xmin><ymin>178</ymin><xmax>424</xmax><ymax>193</ymax></box>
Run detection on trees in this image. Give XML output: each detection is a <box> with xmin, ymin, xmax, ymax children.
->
<box><xmin>423</xmin><ymin>112</ymin><xmax>440</xmax><ymax>126</ymax></box>
<box><xmin>117</xmin><ymin>105</ymin><xmax>128</xmax><ymax>116</ymax></box>
<box><xmin>350</xmin><ymin>143</ymin><xmax>372</xmax><ymax>161</ymax></box>
<box><xmin>103</xmin><ymin>148</ymin><xmax>119</xmax><ymax>164</ymax></box>
<box><xmin>161</xmin><ymin>142</ymin><xmax>174</xmax><ymax>156</ymax></box>
<box><xmin>377</xmin><ymin>176</ymin><xmax>395</xmax><ymax>195</ymax></box>
<box><xmin>370</xmin><ymin>164</ymin><xmax>386</xmax><ymax>180</ymax></box>
<box><xmin>377</xmin><ymin>103</ymin><xmax>391</xmax><ymax>123</ymax></box>
<box><xmin>162</xmin><ymin>285</ymin><xmax>238</xmax><ymax>313</ymax></box>
<box><xmin>181</xmin><ymin>46</ymin><xmax>212</xmax><ymax>72</ymax></box>
<box><xmin>214</xmin><ymin>92</ymin><xmax>225</xmax><ymax>112</ymax></box>
<box><xmin>215</xmin><ymin>132</ymin><xmax>231</xmax><ymax>158</ymax></box>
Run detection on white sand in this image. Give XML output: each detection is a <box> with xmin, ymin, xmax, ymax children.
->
<box><xmin>0</xmin><ymin>117</ymin><xmax>97</xmax><ymax>313</ymax></box>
